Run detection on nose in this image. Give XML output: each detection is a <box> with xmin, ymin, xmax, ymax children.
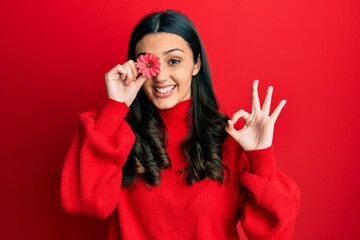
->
<box><xmin>154</xmin><ymin>61</ymin><xmax>169</xmax><ymax>82</ymax></box>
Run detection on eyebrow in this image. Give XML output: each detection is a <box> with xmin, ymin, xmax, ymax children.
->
<box><xmin>136</xmin><ymin>48</ymin><xmax>184</xmax><ymax>58</ymax></box>
<box><xmin>164</xmin><ymin>48</ymin><xmax>184</xmax><ymax>54</ymax></box>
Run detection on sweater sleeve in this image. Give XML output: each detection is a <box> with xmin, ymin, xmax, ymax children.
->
<box><xmin>235</xmin><ymin>145</ymin><xmax>301</xmax><ymax>240</ymax></box>
<box><xmin>59</xmin><ymin>99</ymin><xmax>136</xmax><ymax>220</ymax></box>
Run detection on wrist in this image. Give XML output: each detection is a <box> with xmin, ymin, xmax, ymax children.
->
<box><xmin>108</xmin><ymin>95</ymin><xmax>129</xmax><ymax>106</ymax></box>
<box><xmin>245</xmin><ymin>146</ymin><xmax>277</xmax><ymax>176</ymax></box>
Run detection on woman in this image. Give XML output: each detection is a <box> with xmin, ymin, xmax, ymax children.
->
<box><xmin>60</xmin><ymin>9</ymin><xmax>300</xmax><ymax>240</ymax></box>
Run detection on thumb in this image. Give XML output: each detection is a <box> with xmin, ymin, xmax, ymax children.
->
<box><xmin>134</xmin><ymin>75</ymin><xmax>147</xmax><ymax>89</ymax></box>
<box><xmin>225</xmin><ymin>119</ymin><xmax>238</xmax><ymax>137</ymax></box>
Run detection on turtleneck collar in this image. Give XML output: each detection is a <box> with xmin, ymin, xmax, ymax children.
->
<box><xmin>158</xmin><ymin>98</ymin><xmax>192</xmax><ymax>133</ymax></box>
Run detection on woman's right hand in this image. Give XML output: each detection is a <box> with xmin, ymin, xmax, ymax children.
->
<box><xmin>104</xmin><ymin>60</ymin><xmax>147</xmax><ymax>106</ymax></box>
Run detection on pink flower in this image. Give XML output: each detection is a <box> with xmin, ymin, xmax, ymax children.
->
<box><xmin>136</xmin><ymin>53</ymin><xmax>161</xmax><ymax>78</ymax></box>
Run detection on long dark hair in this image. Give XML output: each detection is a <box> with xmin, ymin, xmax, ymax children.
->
<box><xmin>122</xmin><ymin>10</ymin><xmax>229</xmax><ymax>186</ymax></box>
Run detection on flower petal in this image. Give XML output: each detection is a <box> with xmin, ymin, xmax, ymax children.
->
<box><xmin>136</xmin><ymin>53</ymin><xmax>161</xmax><ymax>77</ymax></box>
<box><xmin>137</xmin><ymin>62</ymin><xmax>147</xmax><ymax>68</ymax></box>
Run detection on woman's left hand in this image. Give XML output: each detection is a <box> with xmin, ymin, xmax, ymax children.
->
<box><xmin>225</xmin><ymin>80</ymin><xmax>286</xmax><ymax>151</ymax></box>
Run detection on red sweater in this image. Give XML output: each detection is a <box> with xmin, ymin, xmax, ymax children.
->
<box><xmin>60</xmin><ymin>98</ymin><xmax>300</xmax><ymax>240</ymax></box>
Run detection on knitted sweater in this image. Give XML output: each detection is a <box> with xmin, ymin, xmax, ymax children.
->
<box><xmin>60</xmin><ymin>98</ymin><xmax>300</xmax><ymax>240</ymax></box>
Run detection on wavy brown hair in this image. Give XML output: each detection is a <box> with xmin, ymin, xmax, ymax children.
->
<box><xmin>122</xmin><ymin>10</ymin><xmax>229</xmax><ymax>187</ymax></box>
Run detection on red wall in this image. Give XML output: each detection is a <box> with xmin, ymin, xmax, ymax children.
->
<box><xmin>1</xmin><ymin>0</ymin><xmax>359</xmax><ymax>239</ymax></box>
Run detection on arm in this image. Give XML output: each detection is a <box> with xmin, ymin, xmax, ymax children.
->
<box><xmin>237</xmin><ymin>147</ymin><xmax>300</xmax><ymax>240</ymax></box>
<box><xmin>226</xmin><ymin>80</ymin><xmax>300</xmax><ymax>239</ymax></box>
<box><xmin>60</xmin><ymin>61</ymin><xmax>147</xmax><ymax>220</ymax></box>
<box><xmin>59</xmin><ymin>99</ymin><xmax>135</xmax><ymax>220</ymax></box>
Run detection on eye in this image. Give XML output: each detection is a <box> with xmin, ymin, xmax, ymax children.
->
<box><xmin>168</xmin><ymin>59</ymin><xmax>181</xmax><ymax>65</ymax></box>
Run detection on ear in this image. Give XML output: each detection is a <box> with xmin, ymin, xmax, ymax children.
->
<box><xmin>192</xmin><ymin>54</ymin><xmax>201</xmax><ymax>76</ymax></box>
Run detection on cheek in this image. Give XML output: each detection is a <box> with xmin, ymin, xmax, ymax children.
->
<box><xmin>183</xmin><ymin>72</ymin><xmax>194</xmax><ymax>88</ymax></box>
<box><xmin>174</xmin><ymin>66</ymin><xmax>194</xmax><ymax>85</ymax></box>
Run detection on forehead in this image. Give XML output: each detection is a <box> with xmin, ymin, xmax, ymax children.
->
<box><xmin>135</xmin><ymin>32</ymin><xmax>192</xmax><ymax>55</ymax></box>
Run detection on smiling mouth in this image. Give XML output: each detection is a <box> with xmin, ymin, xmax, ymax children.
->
<box><xmin>154</xmin><ymin>85</ymin><xmax>176</xmax><ymax>94</ymax></box>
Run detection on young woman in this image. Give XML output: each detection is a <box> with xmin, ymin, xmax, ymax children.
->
<box><xmin>60</xmin><ymin>9</ymin><xmax>300</xmax><ymax>240</ymax></box>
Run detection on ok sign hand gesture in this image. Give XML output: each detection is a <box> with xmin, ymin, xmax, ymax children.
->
<box><xmin>225</xmin><ymin>80</ymin><xmax>287</xmax><ymax>151</ymax></box>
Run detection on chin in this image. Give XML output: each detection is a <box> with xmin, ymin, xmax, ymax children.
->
<box><xmin>154</xmin><ymin>102</ymin><xmax>176</xmax><ymax>110</ymax></box>
<box><xmin>152</xmin><ymin>100</ymin><xmax>177</xmax><ymax>110</ymax></box>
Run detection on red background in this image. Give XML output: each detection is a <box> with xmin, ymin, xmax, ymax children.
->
<box><xmin>1</xmin><ymin>0</ymin><xmax>359</xmax><ymax>239</ymax></box>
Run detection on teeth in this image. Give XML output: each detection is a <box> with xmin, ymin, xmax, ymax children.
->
<box><xmin>155</xmin><ymin>86</ymin><xmax>175</xmax><ymax>93</ymax></box>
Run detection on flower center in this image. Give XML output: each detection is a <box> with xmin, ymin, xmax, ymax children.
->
<box><xmin>146</xmin><ymin>63</ymin><xmax>153</xmax><ymax>68</ymax></box>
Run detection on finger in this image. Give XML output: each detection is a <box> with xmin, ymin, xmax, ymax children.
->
<box><xmin>123</xmin><ymin>63</ymin><xmax>134</xmax><ymax>80</ymax></box>
<box><xmin>225</xmin><ymin>118</ymin><xmax>247</xmax><ymax>141</ymax></box>
<box><xmin>230</xmin><ymin>109</ymin><xmax>251</xmax><ymax>124</ymax></box>
<box><xmin>134</xmin><ymin>75</ymin><xmax>147</xmax><ymax>89</ymax></box>
<box><xmin>252</xmin><ymin>80</ymin><xmax>261</xmax><ymax>112</ymax></box>
<box><xmin>115</xmin><ymin>64</ymin><xmax>127</xmax><ymax>80</ymax></box>
<box><xmin>225</xmin><ymin>119</ymin><xmax>237</xmax><ymax>137</ymax></box>
<box><xmin>270</xmin><ymin>99</ymin><xmax>287</xmax><ymax>122</ymax></box>
<box><xmin>262</xmin><ymin>86</ymin><xmax>273</xmax><ymax>115</ymax></box>
<box><xmin>123</xmin><ymin>64</ymin><xmax>134</xmax><ymax>86</ymax></box>
<box><xmin>128</xmin><ymin>60</ymin><xmax>139</xmax><ymax>80</ymax></box>
<box><xmin>114</xmin><ymin>64</ymin><xmax>126</xmax><ymax>75</ymax></box>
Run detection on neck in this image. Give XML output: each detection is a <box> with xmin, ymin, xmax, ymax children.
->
<box><xmin>158</xmin><ymin>98</ymin><xmax>192</xmax><ymax>142</ymax></box>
